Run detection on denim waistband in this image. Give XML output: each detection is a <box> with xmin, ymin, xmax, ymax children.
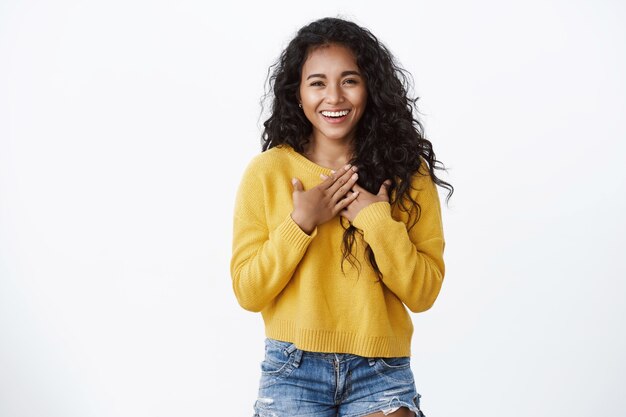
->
<box><xmin>266</xmin><ymin>338</ymin><xmax>368</xmax><ymax>363</ymax></box>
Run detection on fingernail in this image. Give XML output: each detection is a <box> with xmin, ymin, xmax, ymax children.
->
<box><xmin>344</xmin><ymin>164</ymin><xmax>351</xmax><ymax>170</ymax></box>
<box><xmin>351</xmin><ymin>173</ymin><xmax>358</xmax><ymax>180</ymax></box>
<box><xmin>352</xmin><ymin>166</ymin><xmax>358</xmax><ymax>172</ymax></box>
<box><xmin>320</xmin><ymin>174</ymin><xmax>328</xmax><ymax>179</ymax></box>
<box><xmin>331</xmin><ymin>170</ymin><xmax>336</xmax><ymax>174</ymax></box>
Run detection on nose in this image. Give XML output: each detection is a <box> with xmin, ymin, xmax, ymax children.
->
<box><xmin>325</xmin><ymin>83</ymin><xmax>344</xmax><ymax>104</ymax></box>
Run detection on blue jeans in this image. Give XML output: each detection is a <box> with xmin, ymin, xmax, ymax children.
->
<box><xmin>253</xmin><ymin>338</ymin><xmax>426</xmax><ymax>417</ymax></box>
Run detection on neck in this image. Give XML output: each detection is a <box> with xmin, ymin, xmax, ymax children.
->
<box><xmin>303</xmin><ymin>137</ymin><xmax>354</xmax><ymax>171</ymax></box>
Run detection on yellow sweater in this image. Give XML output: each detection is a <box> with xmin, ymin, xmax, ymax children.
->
<box><xmin>230</xmin><ymin>145</ymin><xmax>445</xmax><ymax>357</ymax></box>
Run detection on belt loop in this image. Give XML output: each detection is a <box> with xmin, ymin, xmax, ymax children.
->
<box><xmin>292</xmin><ymin>348</ymin><xmax>303</xmax><ymax>368</ymax></box>
<box><xmin>285</xmin><ymin>343</ymin><xmax>297</xmax><ymax>355</ymax></box>
<box><xmin>368</xmin><ymin>358</ymin><xmax>376</xmax><ymax>367</ymax></box>
<box><xmin>285</xmin><ymin>343</ymin><xmax>303</xmax><ymax>368</ymax></box>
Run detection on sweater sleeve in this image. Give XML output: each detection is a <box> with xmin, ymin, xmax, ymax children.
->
<box><xmin>230</xmin><ymin>159</ymin><xmax>317</xmax><ymax>312</ymax></box>
<box><xmin>352</xmin><ymin>171</ymin><xmax>445</xmax><ymax>313</ymax></box>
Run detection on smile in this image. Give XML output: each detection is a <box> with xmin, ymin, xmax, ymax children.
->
<box><xmin>321</xmin><ymin>110</ymin><xmax>350</xmax><ymax>118</ymax></box>
<box><xmin>320</xmin><ymin>109</ymin><xmax>351</xmax><ymax>124</ymax></box>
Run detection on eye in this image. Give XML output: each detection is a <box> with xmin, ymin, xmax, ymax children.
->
<box><xmin>343</xmin><ymin>78</ymin><xmax>359</xmax><ymax>85</ymax></box>
<box><xmin>309</xmin><ymin>81</ymin><xmax>325</xmax><ymax>87</ymax></box>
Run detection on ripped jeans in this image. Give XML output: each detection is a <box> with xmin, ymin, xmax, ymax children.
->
<box><xmin>253</xmin><ymin>338</ymin><xmax>426</xmax><ymax>417</ymax></box>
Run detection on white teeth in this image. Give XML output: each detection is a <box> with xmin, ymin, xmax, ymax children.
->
<box><xmin>321</xmin><ymin>110</ymin><xmax>350</xmax><ymax>117</ymax></box>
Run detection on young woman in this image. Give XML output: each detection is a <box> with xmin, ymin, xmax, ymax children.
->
<box><xmin>231</xmin><ymin>17</ymin><xmax>453</xmax><ymax>417</ymax></box>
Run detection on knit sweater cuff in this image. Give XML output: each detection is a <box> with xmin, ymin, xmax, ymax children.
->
<box><xmin>277</xmin><ymin>214</ymin><xmax>317</xmax><ymax>252</ymax></box>
<box><xmin>352</xmin><ymin>201</ymin><xmax>392</xmax><ymax>231</ymax></box>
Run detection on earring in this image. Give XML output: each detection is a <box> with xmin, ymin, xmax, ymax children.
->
<box><xmin>298</xmin><ymin>103</ymin><xmax>302</xmax><ymax>108</ymax></box>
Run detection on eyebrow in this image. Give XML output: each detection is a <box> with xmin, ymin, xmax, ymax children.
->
<box><xmin>306</xmin><ymin>70</ymin><xmax>361</xmax><ymax>80</ymax></box>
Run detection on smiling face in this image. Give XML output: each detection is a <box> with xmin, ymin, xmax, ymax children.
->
<box><xmin>298</xmin><ymin>43</ymin><xmax>367</xmax><ymax>147</ymax></box>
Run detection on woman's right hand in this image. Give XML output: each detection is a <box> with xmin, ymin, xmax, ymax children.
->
<box><xmin>290</xmin><ymin>164</ymin><xmax>360</xmax><ymax>234</ymax></box>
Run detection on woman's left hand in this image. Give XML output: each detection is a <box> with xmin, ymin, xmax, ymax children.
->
<box><xmin>340</xmin><ymin>179</ymin><xmax>392</xmax><ymax>223</ymax></box>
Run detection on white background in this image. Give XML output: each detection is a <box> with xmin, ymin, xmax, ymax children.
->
<box><xmin>1</xmin><ymin>1</ymin><xmax>625</xmax><ymax>416</ymax></box>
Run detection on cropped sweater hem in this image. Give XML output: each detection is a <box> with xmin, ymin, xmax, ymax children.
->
<box><xmin>266</xmin><ymin>320</ymin><xmax>411</xmax><ymax>358</ymax></box>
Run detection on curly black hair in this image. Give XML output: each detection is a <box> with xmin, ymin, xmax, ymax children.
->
<box><xmin>261</xmin><ymin>17</ymin><xmax>453</xmax><ymax>278</ymax></box>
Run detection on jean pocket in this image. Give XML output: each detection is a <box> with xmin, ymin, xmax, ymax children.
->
<box><xmin>373</xmin><ymin>356</ymin><xmax>414</xmax><ymax>383</ymax></box>
<box><xmin>379</xmin><ymin>356</ymin><xmax>411</xmax><ymax>369</ymax></box>
<box><xmin>260</xmin><ymin>339</ymin><xmax>298</xmax><ymax>378</ymax></box>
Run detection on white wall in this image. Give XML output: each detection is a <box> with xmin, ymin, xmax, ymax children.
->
<box><xmin>1</xmin><ymin>1</ymin><xmax>624</xmax><ymax>416</ymax></box>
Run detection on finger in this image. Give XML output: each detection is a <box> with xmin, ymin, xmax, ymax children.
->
<box><xmin>352</xmin><ymin>183</ymin><xmax>365</xmax><ymax>193</ymax></box>
<box><xmin>377</xmin><ymin>179</ymin><xmax>392</xmax><ymax>197</ymax></box>
<box><xmin>334</xmin><ymin>190</ymin><xmax>360</xmax><ymax>214</ymax></box>
<box><xmin>330</xmin><ymin>172</ymin><xmax>358</xmax><ymax>201</ymax></box>
<box><xmin>328</xmin><ymin>165</ymin><xmax>358</xmax><ymax>196</ymax></box>
<box><xmin>325</xmin><ymin>164</ymin><xmax>356</xmax><ymax>190</ymax></box>
<box><xmin>291</xmin><ymin>178</ymin><xmax>303</xmax><ymax>192</ymax></box>
<box><xmin>318</xmin><ymin>170</ymin><xmax>336</xmax><ymax>186</ymax></box>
